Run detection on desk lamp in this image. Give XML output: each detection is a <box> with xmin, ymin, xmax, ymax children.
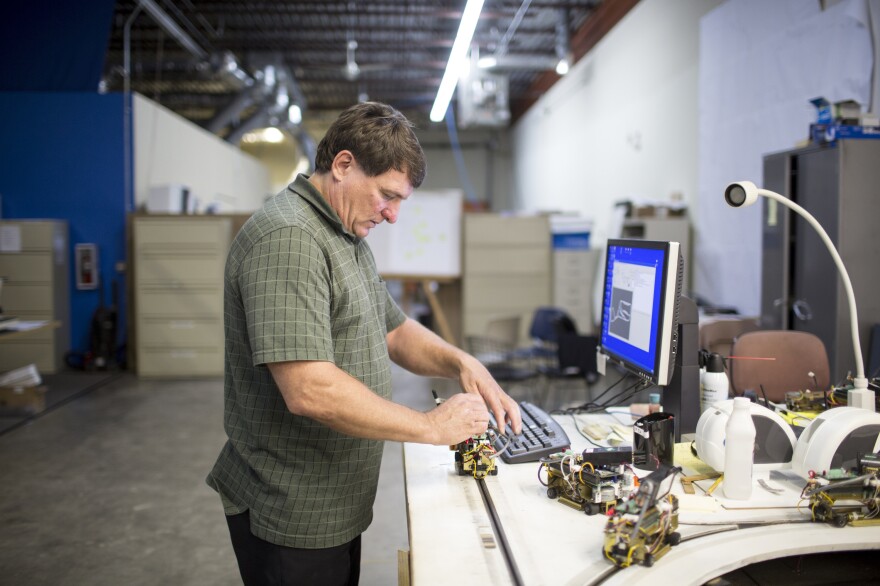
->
<box><xmin>724</xmin><ymin>181</ymin><xmax>874</xmax><ymax>412</ymax></box>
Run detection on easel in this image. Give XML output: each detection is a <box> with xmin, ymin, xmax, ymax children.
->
<box><xmin>382</xmin><ymin>274</ymin><xmax>459</xmax><ymax>346</ymax></box>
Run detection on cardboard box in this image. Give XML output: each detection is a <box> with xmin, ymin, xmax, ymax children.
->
<box><xmin>0</xmin><ymin>385</ymin><xmax>47</xmax><ymax>415</ymax></box>
<box><xmin>810</xmin><ymin>123</ymin><xmax>880</xmax><ymax>145</ymax></box>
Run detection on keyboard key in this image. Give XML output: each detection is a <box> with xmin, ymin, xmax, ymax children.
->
<box><xmin>492</xmin><ymin>401</ymin><xmax>571</xmax><ymax>464</ymax></box>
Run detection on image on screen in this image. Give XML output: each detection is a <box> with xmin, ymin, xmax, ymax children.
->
<box><xmin>599</xmin><ymin>239</ymin><xmax>678</xmax><ymax>384</ymax></box>
<box><xmin>607</xmin><ymin>260</ymin><xmax>657</xmax><ymax>352</ymax></box>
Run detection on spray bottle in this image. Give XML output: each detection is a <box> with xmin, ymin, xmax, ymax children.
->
<box><xmin>701</xmin><ymin>352</ymin><xmax>729</xmax><ymax>414</ymax></box>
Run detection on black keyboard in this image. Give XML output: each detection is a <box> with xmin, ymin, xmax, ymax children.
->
<box><xmin>492</xmin><ymin>401</ymin><xmax>571</xmax><ymax>464</ymax></box>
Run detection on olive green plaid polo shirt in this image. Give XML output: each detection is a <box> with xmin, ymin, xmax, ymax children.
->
<box><xmin>206</xmin><ymin>174</ymin><xmax>406</xmax><ymax>549</ymax></box>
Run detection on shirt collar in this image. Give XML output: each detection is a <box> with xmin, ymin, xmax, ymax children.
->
<box><xmin>288</xmin><ymin>173</ymin><xmax>358</xmax><ymax>240</ymax></box>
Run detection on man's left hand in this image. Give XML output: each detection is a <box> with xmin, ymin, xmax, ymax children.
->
<box><xmin>458</xmin><ymin>355</ymin><xmax>522</xmax><ymax>436</ymax></box>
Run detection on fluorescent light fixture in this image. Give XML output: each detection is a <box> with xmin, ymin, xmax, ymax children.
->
<box><xmin>478</xmin><ymin>56</ymin><xmax>497</xmax><ymax>69</ymax></box>
<box><xmin>555</xmin><ymin>58</ymin><xmax>569</xmax><ymax>75</ymax></box>
<box><xmin>430</xmin><ymin>0</ymin><xmax>484</xmax><ymax>122</ymax></box>
<box><xmin>288</xmin><ymin>104</ymin><xmax>302</xmax><ymax>124</ymax></box>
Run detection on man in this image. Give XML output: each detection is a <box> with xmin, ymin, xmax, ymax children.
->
<box><xmin>207</xmin><ymin>101</ymin><xmax>522</xmax><ymax>585</ymax></box>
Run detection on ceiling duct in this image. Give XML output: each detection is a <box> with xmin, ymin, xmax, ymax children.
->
<box><xmin>136</xmin><ymin>0</ymin><xmax>206</xmax><ymax>60</ymax></box>
<box><xmin>204</xmin><ymin>82</ymin><xmax>266</xmax><ymax>135</ymax></box>
<box><xmin>219</xmin><ymin>55</ymin><xmax>308</xmax><ymax>143</ymax></box>
<box><xmin>204</xmin><ymin>51</ymin><xmax>254</xmax><ymax>91</ymax></box>
<box><xmin>225</xmin><ymin>103</ymin><xmax>272</xmax><ymax>145</ymax></box>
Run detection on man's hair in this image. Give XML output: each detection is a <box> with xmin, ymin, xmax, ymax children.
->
<box><xmin>314</xmin><ymin>102</ymin><xmax>427</xmax><ymax>188</ymax></box>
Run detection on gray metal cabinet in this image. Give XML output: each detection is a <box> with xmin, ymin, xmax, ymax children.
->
<box><xmin>762</xmin><ymin>140</ymin><xmax>880</xmax><ymax>381</ymax></box>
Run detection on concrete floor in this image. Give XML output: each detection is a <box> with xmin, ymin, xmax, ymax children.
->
<box><xmin>0</xmin><ymin>367</ymin><xmax>475</xmax><ymax>586</ymax></box>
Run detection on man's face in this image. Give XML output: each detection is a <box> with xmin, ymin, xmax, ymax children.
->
<box><xmin>337</xmin><ymin>160</ymin><xmax>413</xmax><ymax>238</ymax></box>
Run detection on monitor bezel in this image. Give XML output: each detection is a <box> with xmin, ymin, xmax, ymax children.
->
<box><xmin>599</xmin><ymin>238</ymin><xmax>681</xmax><ymax>387</ymax></box>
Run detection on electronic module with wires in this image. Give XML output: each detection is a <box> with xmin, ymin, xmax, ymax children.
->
<box><xmin>603</xmin><ymin>464</ymin><xmax>682</xmax><ymax>568</ymax></box>
<box><xmin>451</xmin><ymin>433</ymin><xmax>499</xmax><ymax>480</ymax></box>
<box><xmin>784</xmin><ymin>388</ymin><xmax>828</xmax><ymax>412</ymax></box>
<box><xmin>801</xmin><ymin>453</ymin><xmax>880</xmax><ymax>528</ymax></box>
<box><xmin>539</xmin><ymin>450</ymin><xmax>637</xmax><ymax>516</ymax></box>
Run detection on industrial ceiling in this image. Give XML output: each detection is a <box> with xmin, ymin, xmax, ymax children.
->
<box><xmin>102</xmin><ymin>0</ymin><xmax>632</xmax><ymax>144</ymax></box>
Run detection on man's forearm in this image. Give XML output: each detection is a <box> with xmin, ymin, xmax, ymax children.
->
<box><xmin>267</xmin><ymin>359</ymin><xmax>490</xmax><ymax>445</ymax></box>
<box><xmin>386</xmin><ymin>318</ymin><xmax>467</xmax><ymax>379</ymax></box>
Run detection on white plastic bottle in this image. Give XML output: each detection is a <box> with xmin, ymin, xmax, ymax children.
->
<box><xmin>701</xmin><ymin>353</ymin><xmax>729</xmax><ymax>414</ymax></box>
<box><xmin>723</xmin><ymin>397</ymin><xmax>756</xmax><ymax>500</ymax></box>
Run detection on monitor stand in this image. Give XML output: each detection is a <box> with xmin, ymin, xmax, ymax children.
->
<box><xmin>661</xmin><ymin>295</ymin><xmax>700</xmax><ymax>442</ymax></box>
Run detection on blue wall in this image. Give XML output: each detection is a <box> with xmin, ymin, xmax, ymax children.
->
<box><xmin>0</xmin><ymin>91</ymin><xmax>131</xmax><ymax>358</ymax></box>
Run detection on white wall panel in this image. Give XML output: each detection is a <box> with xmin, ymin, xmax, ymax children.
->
<box><xmin>133</xmin><ymin>93</ymin><xmax>272</xmax><ymax>213</ymax></box>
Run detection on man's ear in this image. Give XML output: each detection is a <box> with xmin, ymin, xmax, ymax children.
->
<box><xmin>330</xmin><ymin>150</ymin><xmax>356</xmax><ymax>181</ymax></box>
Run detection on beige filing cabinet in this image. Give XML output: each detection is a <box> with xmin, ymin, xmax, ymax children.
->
<box><xmin>132</xmin><ymin>216</ymin><xmax>231</xmax><ymax>377</ymax></box>
<box><xmin>0</xmin><ymin>220</ymin><xmax>70</xmax><ymax>374</ymax></box>
<box><xmin>462</xmin><ymin>214</ymin><xmax>552</xmax><ymax>341</ymax></box>
<box><xmin>622</xmin><ymin>216</ymin><xmax>691</xmax><ymax>289</ymax></box>
<box><xmin>552</xmin><ymin>248</ymin><xmax>600</xmax><ymax>334</ymax></box>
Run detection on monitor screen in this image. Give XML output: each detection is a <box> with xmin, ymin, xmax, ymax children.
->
<box><xmin>599</xmin><ymin>239</ymin><xmax>682</xmax><ymax>386</ymax></box>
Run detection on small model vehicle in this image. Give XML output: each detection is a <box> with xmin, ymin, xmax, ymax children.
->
<box><xmin>803</xmin><ymin>468</ymin><xmax>880</xmax><ymax>528</ymax></box>
<box><xmin>785</xmin><ymin>389</ymin><xmax>827</xmax><ymax>412</ymax></box>
<box><xmin>452</xmin><ymin>433</ymin><xmax>498</xmax><ymax>479</ymax></box>
<box><xmin>540</xmin><ymin>450</ymin><xmax>636</xmax><ymax>515</ymax></box>
<box><xmin>603</xmin><ymin>465</ymin><xmax>682</xmax><ymax>568</ymax></box>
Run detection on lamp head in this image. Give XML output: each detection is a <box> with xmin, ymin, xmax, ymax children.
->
<box><xmin>724</xmin><ymin>181</ymin><xmax>759</xmax><ymax>208</ymax></box>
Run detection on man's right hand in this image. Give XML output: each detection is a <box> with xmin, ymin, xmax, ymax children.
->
<box><xmin>424</xmin><ymin>393</ymin><xmax>490</xmax><ymax>446</ymax></box>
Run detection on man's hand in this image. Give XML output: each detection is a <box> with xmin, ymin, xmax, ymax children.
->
<box><xmin>458</xmin><ymin>355</ymin><xmax>523</xmax><ymax>436</ymax></box>
<box><xmin>425</xmin><ymin>393</ymin><xmax>490</xmax><ymax>445</ymax></box>
<box><xmin>384</xmin><ymin>317</ymin><xmax>522</xmax><ymax>437</ymax></box>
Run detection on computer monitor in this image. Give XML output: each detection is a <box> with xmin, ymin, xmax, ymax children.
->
<box><xmin>599</xmin><ymin>239</ymin><xmax>683</xmax><ymax>387</ymax></box>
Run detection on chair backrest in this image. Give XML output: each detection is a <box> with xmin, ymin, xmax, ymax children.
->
<box><xmin>728</xmin><ymin>330</ymin><xmax>830</xmax><ymax>402</ymax></box>
<box><xmin>699</xmin><ymin>317</ymin><xmax>760</xmax><ymax>358</ymax></box>
<box><xmin>529</xmin><ymin>307</ymin><xmax>575</xmax><ymax>343</ymax></box>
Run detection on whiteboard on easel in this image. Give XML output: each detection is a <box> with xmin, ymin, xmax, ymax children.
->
<box><xmin>366</xmin><ymin>189</ymin><xmax>462</xmax><ymax>278</ymax></box>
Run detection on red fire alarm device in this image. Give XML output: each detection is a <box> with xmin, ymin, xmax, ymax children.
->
<box><xmin>75</xmin><ymin>243</ymin><xmax>99</xmax><ymax>290</ymax></box>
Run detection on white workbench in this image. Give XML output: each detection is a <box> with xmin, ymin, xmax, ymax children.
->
<box><xmin>403</xmin><ymin>412</ymin><xmax>880</xmax><ymax>586</ymax></box>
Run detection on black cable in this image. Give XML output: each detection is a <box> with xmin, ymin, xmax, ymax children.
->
<box><xmin>591</xmin><ymin>371</ymin><xmax>629</xmax><ymax>400</ymax></box>
<box><xmin>589</xmin><ymin>379</ymin><xmax>651</xmax><ymax>412</ymax></box>
<box><xmin>758</xmin><ymin>383</ymin><xmax>770</xmax><ymax>408</ymax></box>
<box><xmin>588</xmin><ymin>378</ymin><xmax>644</xmax><ymax>410</ymax></box>
<box><xmin>555</xmin><ymin>371</ymin><xmax>630</xmax><ymax>414</ymax></box>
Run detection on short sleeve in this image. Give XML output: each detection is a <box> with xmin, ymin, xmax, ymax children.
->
<box><xmin>384</xmin><ymin>286</ymin><xmax>406</xmax><ymax>332</ymax></box>
<box><xmin>238</xmin><ymin>226</ymin><xmax>335</xmax><ymax>365</ymax></box>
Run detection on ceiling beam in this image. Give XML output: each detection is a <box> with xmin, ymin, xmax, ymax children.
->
<box><xmin>510</xmin><ymin>0</ymin><xmax>638</xmax><ymax>121</ymax></box>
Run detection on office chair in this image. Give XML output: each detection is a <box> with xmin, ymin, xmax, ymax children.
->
<box><xmin>698</xmin><ymin>317</ymin><xmax>760</xmax><ymax>358</ymax></box>
<box><xmin>728</xmin><ymin>330</ymin><xmax>831</xmax><ymax>404</ymax></box>
<box><xmin>514</xmin><ymin>306</ymin><xmax>576</xmax><ymax>367</ymax></box>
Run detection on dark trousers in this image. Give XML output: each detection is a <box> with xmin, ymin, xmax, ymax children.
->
<box><xmin>225</xmin><ymin>511</ymin><xmax>361</xmax><ymax>586</ymax></box>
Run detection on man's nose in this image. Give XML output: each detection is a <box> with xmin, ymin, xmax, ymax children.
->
<box><xmin>381</xmin><ymin>201</ymin><xmax>399</xmax><ymax>224</ymax></box>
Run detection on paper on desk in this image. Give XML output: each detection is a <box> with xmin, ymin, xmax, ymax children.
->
<box><xmin>5</xmin><ymin>320</ymin><xmax>48</xmax><ymax>331</ymax></box>
<box><xmin>694</xmin><ymin>468</ymin><xmax>806</xmax><ymax>509</ymax></box>
<box><xmin>673</xmin><ymin>442</ymin><xmax>716</xmax><ymax>476</ymax></box>
<box><xmin>677</xmin><ymin>493</ymin><xmax>723</xmax><ymax>513</ymax></box>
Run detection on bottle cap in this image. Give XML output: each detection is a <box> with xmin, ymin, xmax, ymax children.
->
<box><xmin>707</xmin><ymin>353</ymin><xmax>726</xmax><ymax>373</ymax></box>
